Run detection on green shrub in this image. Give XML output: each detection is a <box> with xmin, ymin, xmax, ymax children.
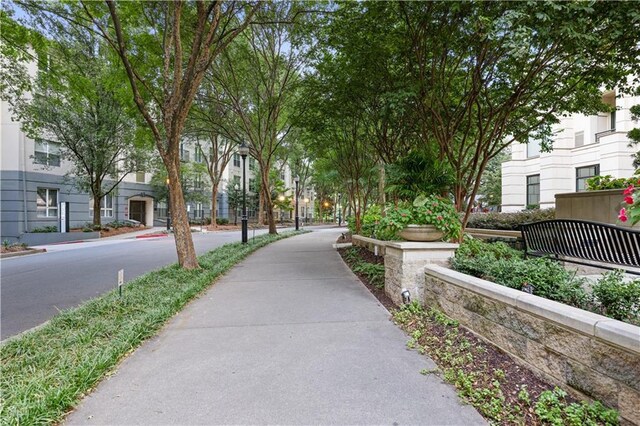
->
<box><xmin>591</xmin><ymin>271</ymin><xmax>640</xmax><ymax>325</ymax></box>
<box><xmin>535</xmin><ymin>387</ymin><xmax>618</xmax><ymax>426</ymax></box>
<box><xmin>452</xmin><ymin>238</ymin><xmax>590</xmax><ymax>310</ymax></box>
<box><xmin>346</xmin><ymin>215</ymin><xmax>356</xmax><ymax>233</ymax></box>
<box><xmin>31</xmin><ymin>225</ymin><xmax>58</xmax><ymax>233</ymax></box>
<box><xmin>106</xmin><ymin>221</ymin><xmax>128</xmax><ymax>229</ymax></box>
<box><xmin>216</xmin><ymin>218</ymin><xmax>229</xmax><ymax>225</ymax></box>
<box><xmin>352</xmin><ymin>262</ymin><xmax>385</xmax><ymax>288</ymax></box>
<box><xmin>452</xmin><ymin>239</ymin><xmax>640</xmax><ymax>324</ymax></box>
<box><xmin>465</xmin><ymin>209</ymin><xmax>555</xmax><ymax>231</ymax></box>
<box><xmin>361</xmin><ymin>205</ymin><xmax>382</xmax><ymax>237</ymax></box>
<box><xmin>377</xmin><ymin>194</ymin><xmax>462</xmax><ymax>241</ymax></box>
<box><xmin>586</xmin><ymin>174</ymin><xmax>638</xmax><ymax>191</ymax></box>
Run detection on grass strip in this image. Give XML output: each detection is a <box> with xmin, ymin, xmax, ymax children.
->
<box><xmin>0</xmin><ymin>231</ymin><xmax>307</xmax><ymax>426</ymax></box>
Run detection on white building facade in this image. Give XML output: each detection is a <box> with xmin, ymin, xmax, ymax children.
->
<box><xmin>501</xmin><ymin>91</ymin><xmax>638</xmax><ymax>212</ymax></box>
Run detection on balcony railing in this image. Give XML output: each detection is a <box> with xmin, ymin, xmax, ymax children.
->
<box><xmin>594</xmin><ymin>129</ymin><xmax>624</xmax><ymax>144</ymax></box>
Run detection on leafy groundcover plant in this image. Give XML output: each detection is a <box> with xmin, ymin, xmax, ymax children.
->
<box><xmin>0</xmin><ymin>231</ymin><xmax>306</xmax><ymax>425</ymax></box>
<box><xmin>452</xmin><ymin>238</ymin><xmax>640</xmax><ymax>325</ymax></box>
<box><xmin>376</xmin><ymin>194</ymin><xmax>461</xmax><ymax>241</ymax></box>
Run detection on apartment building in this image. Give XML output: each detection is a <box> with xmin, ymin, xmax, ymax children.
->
<box><xmin>1</xmin><ymin>98</ymin><xmax>313</xmax><ymax>241</ymax></box>
<box><xmin>501</xmin><ymin>91</ymin><xmax>638</xmax><ymax>212</ymax></box>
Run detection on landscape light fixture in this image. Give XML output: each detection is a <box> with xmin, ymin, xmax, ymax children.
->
<box><xmin>239</xmin><ymin>142</ymin><xmax>250</xmax><ymax>243</ymax></box>
<box><xmin>401</xmin><ymin>289</ymin><xmax>411</xmax><ymax>304</ymax></box>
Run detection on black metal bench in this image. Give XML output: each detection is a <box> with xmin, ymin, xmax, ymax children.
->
<box><xmin>520</xmin><ymin>219</ymin><xmax>640</xmax><ymax>275</ymax></box>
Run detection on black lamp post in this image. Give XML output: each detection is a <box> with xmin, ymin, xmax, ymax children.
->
<box><xmin>338</xmin><ymin>193</ymin><xmax>342</xmax><ymax>226</ymax></box>
<box><xmin>166</xmin><ymin>178</ymin><xmax>171</xmax><ymax>231</ymax></box>
<box><xmin>294</xmin><ymin>175</ymin><xmax>300</xmax><ymax>231</ymax></box>
<box><xmin>239</xmin><ymin>142</ymin><xmax>250</xmax><ymax>243</ymax></box>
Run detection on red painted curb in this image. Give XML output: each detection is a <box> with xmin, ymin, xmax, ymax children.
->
<box><xmin>135</xmin><ymin>234</ymin><xmax>169</xmax><ymax>239</ymax></box>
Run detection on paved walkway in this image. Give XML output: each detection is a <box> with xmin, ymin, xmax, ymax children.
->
<box><xmin>65</xmin><ymin>230</ymin><xmax>484</xmax><ymax>425</ymax></box>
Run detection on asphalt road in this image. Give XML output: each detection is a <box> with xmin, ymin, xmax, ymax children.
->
<box><xmin>1</xmin><ymin>228</ymin><xmax>280</xmax><ymax>339</ymax></box>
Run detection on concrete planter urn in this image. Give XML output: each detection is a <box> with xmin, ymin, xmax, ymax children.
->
<box><xmin>398</xmin><ymin>224</ymin><xmax>444</xmax><ymax>242</ymax></box>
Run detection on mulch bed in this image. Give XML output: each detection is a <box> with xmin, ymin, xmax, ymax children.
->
<box><xmin>1</xmin><ymin>245</ymin><xmax>30</xmax><ymax>254</ymax></box>
<box><xmin>99</xmin><ymin>226</ymin><xmax>148</xmax><ymax>238</ymax></box>
<box><xmin>336</xmin><ymin>244</ymin><xmax>585</xmax><ymax>425</ymax></box>
<box><xmin>337</xmin><ymin>246</ymin><xmax>394</xmax><ymax>311</ymax></box>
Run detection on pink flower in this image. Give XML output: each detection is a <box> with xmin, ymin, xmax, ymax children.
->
<box><xmin>623</xmin><ymin>185</ymin><xmax>635</xmax><ymax>196</ymax></box>
<box><xmin>427</xmin><ymin>210</ymin><xmax>432</xmax><ymax>214</ymax></box>
<box><xmin>625</xmin><ymin>196</ymin><xmax>634</xmax><ymax>205</ymax></box>
<box><xmin>437</xmin><ymin>215</ymin><xmax>443</xmax><ymax>221</ymax></box>
<box><xmin>401</xmin><ymin>213</ymin><xmax>407</xmax><ymax>217</ymax></box>
<box><xmin>619</xmin><ymin>208</ymin><xmax>628</xmax><ymax>222</ymax></box>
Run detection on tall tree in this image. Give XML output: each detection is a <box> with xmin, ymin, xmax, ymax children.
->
<box><xmin>1</xmin><ymin>12</ymin><xmax>149</xmax><ymax>227</ymax></box>
<box><xmin>187</xmin><ymin>76</ymin><xmax>242</xmax><ymax>228</ymax></box>
<box><xmin>14</xmin><ymin>1</ymin><xmax>261</xmax><ymax>268</ymax></box>
<box><xmin>212</xmin><ymin>2</ymin><xmax>304</xmax><ymax>234</ymax></box>
<box><xmin>399</xmin><ymin>1</ymin><xmax>640</xmax><ymax>230</ymax></box>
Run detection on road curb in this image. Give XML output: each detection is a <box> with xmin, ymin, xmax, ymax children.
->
<box><xmin>0</xmin><ymin>248</ymin><xmax>47</xmax><ymax>259</ymax></box>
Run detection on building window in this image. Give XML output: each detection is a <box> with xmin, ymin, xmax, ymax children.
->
<box><xmin>194</xmin><ymin>174</ymin><xmax>203</xmax><ymax>190</ymax></box>
<box><xmin>89</xmin><ymin>194</ymin><xmax>114</xmax><ymax>217</ymax></box>
<box><xmin>136</xmin><ymin>171</ymin><xmax>145</xmax><ymax>183</ymax></box>
<box><xmin>232</xmin><ymin>175</ymin><xmax>241</xmax><ymax>188</ymax></box>
<box><xmin>574</xmin><ymin>131</ymin><xmax>584</xmax><ymax>148</ymax></box>
<box><xmin>280</xmin><ymin>170</ymin><xmax>286</xmax><ymax>181</ymax></box>
<box><xmin>526</xmin><ymin>175</ymin><xmax>540</xmax><ymax>208</ymax></box>
<box><xmin>37</xmin><ymin>188</ymin><xmax>58</xmax><ymax>217</ymax></box>
<box><xmin>576</xmin><ymin>164</ymin><xmax>599</xmax><ymax>192</ymax></box>
<box><xmin>233</xmin><ymin>153</ymin><xmax>241</xmax><ymax>167</ymax></box>
<box><xmin>611</xmin><ymin>110</ymin><xmax>616</xmax><ymax>130</ymax></box>
<box><xmin>249</xmin><ymin>157</ymin><xmax>256</xmax><ymax>171</ymax></box>
<box><xmin>34</xmin><ymin>140</ymin><xmax>61</xmax><ymax>167</ymax></box>
<box><xmin>195</xmin><ymin>147</ymin><xmax>204</xmax><ymax>163</ymax></box>
<box><xmin>249</xmin><ymin>178</ymin><xmax>257</xmax><ymax>192</ymax></box>
<box><xmin>180</xmin><ymin>143</ymin><xmax>190</xmax><ymax>162</ymax></box>
<box><xmin>526</xmin><ymin>139</ymin><xmax>541</xmax><ymax>158</ymax></box>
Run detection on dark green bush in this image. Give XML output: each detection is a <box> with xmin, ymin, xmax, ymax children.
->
<box><xmin>216</xmin><ymin>218</ymin><xmax>229</xmax><ymax>225</ymax></box>
<box><xmin>452</xmin><ymin>239</ymin><xmax>640</xmax><ymax>325</ymax></box>
<box><xmin>465</xmin><ymin>209</ymin><xmax>555</xmax><ymax>231</ymax></box>
<box><xmin>106</xmin><ymin>221</ymin><xmax>127</xmax><ymax>229</ymax></box>
<box><xmin>31</xmin><ymin>225</ymin><xmax>58</xmax><ymax>233</ymax></box>
<box><xmin>586</xmin><ymin>174</ymin><xmax>638</xmax><ymax>191</ymax></box>
<box><xmin>361</xmin><ymin>205</ymin><xmax>382</xmax><ymax>238</ymax></box>
<box><xmin>591</xmin><ymin>270</ymin><xmax>640</xmax><ymax>325</ymax></box>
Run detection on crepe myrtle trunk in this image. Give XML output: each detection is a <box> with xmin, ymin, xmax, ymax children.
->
<box><xmin>166</xmin><ymin>156</ymin><xmax>199</xmax><ymax>269</ymax></box>
<box><xmin>211</xmin><ymin>185</ymin><xmax>218</xmax><ymax>228</ymax></box>
<box><xmin>92</xmin><ymin>193</ymin><xmax>102</xmax><ymax>227</ymax></box>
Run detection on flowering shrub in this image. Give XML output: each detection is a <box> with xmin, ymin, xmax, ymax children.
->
<box><xmin>376</xmin><ymin>194</ymin><xmax>461</xmax><ymax>241</ymax></box>
<box><xmin>618</xmin><ymin>178</ymin><xmax>640</xmax><ymax>225</ymax></box>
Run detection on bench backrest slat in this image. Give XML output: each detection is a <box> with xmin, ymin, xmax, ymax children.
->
<box><xmin>520</xmin><ymin>219</ymin><xmax>640</xmax><ymax>273</ymax></box>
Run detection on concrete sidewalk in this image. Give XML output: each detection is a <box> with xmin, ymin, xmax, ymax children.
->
<box><xmin>65</xmin><ymin>229</ymin><xmax>484</xmax><ymax>425</ymax></box>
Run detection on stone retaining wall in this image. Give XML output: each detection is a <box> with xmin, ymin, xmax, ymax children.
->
<box><xmin>424</xmin><ymin>265</ymin><xmax>640</xmax><ymax>425</ymax></box>
<box><xmin>352</xmin><ymin>235</ymin><xmax>387</xmax><ymax>256</ymax></box>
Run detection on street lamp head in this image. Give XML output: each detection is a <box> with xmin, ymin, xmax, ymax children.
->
<box><xmin>234</xmin><ymin>183</ymin><xmax>239</xmax><ymax>190</ymax></box>
<box><xmin>278</xmin><ymin>195</ymin><xmax>285</xmax><ymax>201</ymax></box>
<box><xmin>294</xmin><ymin>175</ymin><xmax>299</xmax><ymax>184</ymax></box>
<box><xmin>324</xmin><ymin>201</ymin><xmax>330</xmax><ymax>207</ymax></box>
<box><xmin>304</xmin><ymin>198</ymin><xmax>309</xmax><ymax>203</ymax></box>
<box><xmin>238</xmin><ymin>141</ymin><xmax>250</xmax><ymax>158</ymax></box>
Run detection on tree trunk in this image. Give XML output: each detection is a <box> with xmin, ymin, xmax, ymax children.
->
<box><xmin>258</xmin><ymin>187</ymin><xmax>265</xmax><ymax>225</ymax></box>
<box><xmin>211</xmin><ymin>185</ymin><xmax>218</xmax><ymax>228</ymax></box>
<box><xmin>92</xmin><ymin>194</ymin><xmax>101</xmax><ymax>227</ymax></box>
<box><xmin>259</xmin><ymin>170</ymin><xmax>277</xmax><ymax>234</ymax></box>
<box><xmin>166</xmin><ymin>157</ymin><xmax>199</xmax><ymax>270</ymax></box>
<box><xmin>378</xmin><ymin>163</ymin><xmax>386</xmax><ymax>210</ymax></box>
